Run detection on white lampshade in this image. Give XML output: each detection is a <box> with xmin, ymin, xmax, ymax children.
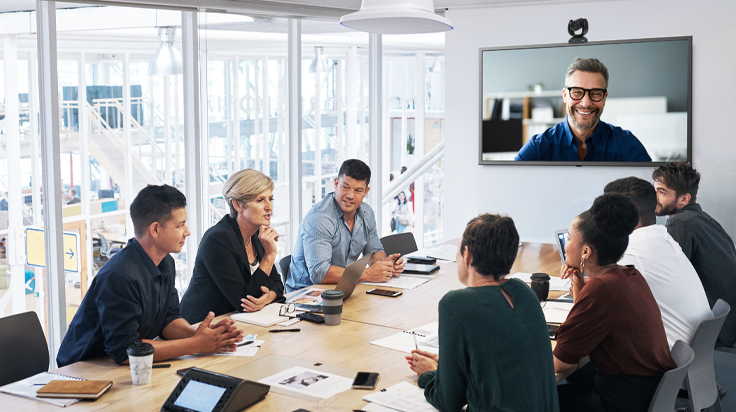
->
<box><xmin>340</xmin><ymin>0</ymin><xmax>453</xmax><ymax>34</ymax></box>
<box><xmin>309</xmin><ymin>46</ymin><xmax>328</xmax><ymax>73</ymax></box>
<box><xmin>148</xmin><ymin>27</ymin><xmax>183</xmax><ymax>76</ymax></box>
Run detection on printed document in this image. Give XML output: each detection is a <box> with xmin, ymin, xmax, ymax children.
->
<box><xmin>258</xmin><ymin>366</ymin><xmax>352</xmax><ymax>399</ymax></box>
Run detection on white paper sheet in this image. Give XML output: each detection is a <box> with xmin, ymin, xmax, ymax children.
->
<box><xmin>402</xmin><ymin>270</ymin><xmax>446</xmax><ymax>279</ymax></box>
<box><xmin>360</xmin><ymin>276</ymin><xmax>430</xmax><ymax>290</ymax></box>
<box><xmin>508</xmin><ymin>272</ymin><xmax>571</xmax><ymax>291</ymax></box>
<box><xmin>542</xmin><ymin>301</ymin><xmax>574</xmax><ymax>324</ymax></box>
<box><xmin>363</xmin><ymin>381</ymin><xmax>439</xmax><ymax>412</ymax></box>
<box><xmin>211</xmin><ymin>340</ymin><xmax>264</xmax><ymax>357</ymax></box>
<box><xmin>257</xmin><ymin>366</ymin><xmax>353</xmax><ymax>399</ymax></box>
<box><xmin>370</xmin><ymin>322</ymin><xmax>440</xmax><ymax>354</ymax></box>
<box><xmin>0</xmin><ymin>372</ymin><xmax>82</xmax><ymax>407</ymax></box>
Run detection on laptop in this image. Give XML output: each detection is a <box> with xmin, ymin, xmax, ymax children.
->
<box><xmin>554</xmin><ymin>229</ymin><xmax>569</xmax><ymax>264</ymax></box>
<box><xmin>289</xmin><ymin>253</ymin><xmax>373</xmax><ymax>311</ymax></box>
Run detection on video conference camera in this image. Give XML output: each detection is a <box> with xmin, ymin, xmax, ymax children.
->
<box><xmin>568</xmin><ymin>18</ymin><xmax>589</xmax><ymax>44</ymax></box>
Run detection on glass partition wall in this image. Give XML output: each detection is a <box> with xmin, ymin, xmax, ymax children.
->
<box><xmin>0</xmin><ymin>2</ymin><xmax>445</xmax><ymax>362</ymax></box>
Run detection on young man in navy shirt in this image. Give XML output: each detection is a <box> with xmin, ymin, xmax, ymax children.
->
<box><xmin>58</xmin><ymin>185</ymin><xmax>242</xmax><ymax>366</ymax></box>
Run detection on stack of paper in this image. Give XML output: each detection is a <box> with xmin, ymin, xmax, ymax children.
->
<box><xmin>362</xmin><ymin>381</ymin><xmax>438</xmax><ymax>412</ymax></box>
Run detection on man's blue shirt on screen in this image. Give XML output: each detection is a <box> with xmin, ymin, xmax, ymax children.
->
<box><xmin>514</xmin><ymin>116</ymin><xmax>651</xmax><ymax>162</ymax></box>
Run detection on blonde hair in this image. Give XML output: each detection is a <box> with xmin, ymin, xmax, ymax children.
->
<box><xmin>222</xmin><ymin>169</ymin><xmax>274</xmax><ymax>218</ymax></box>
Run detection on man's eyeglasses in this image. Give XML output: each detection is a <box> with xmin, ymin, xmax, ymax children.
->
<box><xmin>566</xmin><ymin>87</ymin><xmax>607</xmax><ymax>102</ymax></box>
<box><xmin>279</xmin><ymin>303</ymin><xmax>296</xmax><ymax>317</ymax></box>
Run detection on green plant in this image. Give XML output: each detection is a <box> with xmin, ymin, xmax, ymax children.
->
<box><xmin>407</xmin><ymin>134</ymin><xmax>415</xmax><ymax>155</ymax></box>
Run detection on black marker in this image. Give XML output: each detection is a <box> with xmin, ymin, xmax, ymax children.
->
<box><xmin>269</xmin><ymin>328</ymin><xmax>301</xmax><ymax>333</ymax></box>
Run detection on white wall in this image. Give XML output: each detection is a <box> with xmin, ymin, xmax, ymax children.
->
<box><xmin>444</xmin><ymin>0</ymin><xmax>736</xmax><ymax>243</ymax></box>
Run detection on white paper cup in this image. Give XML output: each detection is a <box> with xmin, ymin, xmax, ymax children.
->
<box><xmin>127</xmin><ymin>341</ymin><xmax>154</xmax><ymax>385</ymax></box>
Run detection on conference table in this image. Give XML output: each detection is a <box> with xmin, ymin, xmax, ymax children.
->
<box><xmin>1</xmin><ymin>242</ymin><xmax>563</xmax><ymax>412</ymax></box>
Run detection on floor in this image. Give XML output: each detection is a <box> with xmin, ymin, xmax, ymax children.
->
<box><xmin>715</xmin><ymin>350</ymin><xmax>736</xmax><ymax>410</ymax></box>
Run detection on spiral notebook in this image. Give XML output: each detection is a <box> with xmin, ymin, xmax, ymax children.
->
<box><xmin>1</xmin><ymin>371</ymin><xmax>84</xmax><ymax>407</ymax></box>
<box><xmin>370</xmin><ymin>322</ymin><xmax>439</xmax><ymax>354</ymax></box>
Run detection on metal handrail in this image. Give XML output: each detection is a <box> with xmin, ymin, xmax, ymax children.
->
<box><xmin>382</xmin><ymin>141</ymin><xmax>444</xmax><ymax>205</ymax></box>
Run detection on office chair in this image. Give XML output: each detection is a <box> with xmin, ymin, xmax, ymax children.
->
<box><xmin>97</xmin><ymin>232</ymin><xmax>122</xmax><ymax>259</ymax></box>
<box><xmin>0</xmin><ymin>311</ymin><xmax>49</xmax><ymax>386</ymax></box>
<box><xmin>648</xmin><ymin>340</ymin><xmax>694</xmax><ymax>412</ymax></box>
<box><xmin>678</xmin><ymin>299</ymin><xmax>730</xmax><ymax>412</ymax></box>
<box><xmin>279</xmin><ymin>255</ymin><xmax>291</xmax><ymax>285</ymax></box>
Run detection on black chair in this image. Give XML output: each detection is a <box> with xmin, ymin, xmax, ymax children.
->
<box><xmin>279</xmin><ymin>255</ymin><xmax>291</xmax><ymax>284</ymax></box>
<box><xmin>0</xmin><ymin>311</ymin><xmax>49</xmax><ymax>386</ymax></box>
<box><xmin>380</xmin><ymin>232</ymin><xmax>418</xmax><ymax>256</ymax></box>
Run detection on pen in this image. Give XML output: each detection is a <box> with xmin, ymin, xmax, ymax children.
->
<box><xmin>237</xmin><ymin>340</ymin><xmax>254</xmax><ymax>347</ymax></box>
<box><xmin>152</xmin><ymin>364</ymin><xmax>171</xmax><ymax>368</ymax></box>
<box><xmin>269</xmin><ymin>328</ymin><xmax>301</xmax><ymax>333</ymax></box>
<box><xmin>412</xmin><ymin>331</ymin><xmax>418</xmax><ymax>350</ymax></box>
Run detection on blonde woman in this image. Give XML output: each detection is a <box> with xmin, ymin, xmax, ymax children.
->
<box><xmin>180</xmin><ymin>169</ymin><xmax>284</xmax><ymax>323</ymax></box>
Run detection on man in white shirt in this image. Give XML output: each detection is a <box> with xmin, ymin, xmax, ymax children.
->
<box><xmin>604</xmin><ymin>177</ymin><xmax>712</xmax><ymax>349</ymax></box>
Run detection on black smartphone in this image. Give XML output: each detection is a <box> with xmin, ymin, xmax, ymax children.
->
<box><xmin>296</xmin><ymin>312</ymin><xmax>325</xmax><ymax>324</ymax></box>
<box><xmin>366</xmin><ymin>288</ymin><xmax>402</xmax><ymax>297</ymax></box>
<box><xmin>352</xmin><ymin>372</ymin><xmax>380</xmax><ymax>390</ymax></box>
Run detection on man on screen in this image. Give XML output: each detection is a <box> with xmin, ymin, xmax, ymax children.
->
<box><xmin>514</xmin><ymin>57</ymin><xmax>651</xmax><ymax>162</ymax></box>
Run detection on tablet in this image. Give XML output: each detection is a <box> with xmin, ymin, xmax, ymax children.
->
<box><xmin>554</xmin><ymin>229</ymin><xmax>569</xmax><ymax>265</ymax></box>
<box><xmin>162</xmin><ymin>368</ymin><xmax>269</xmax><ymax>412</ymax></box>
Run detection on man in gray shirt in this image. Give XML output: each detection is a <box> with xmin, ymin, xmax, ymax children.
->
<box><xmin>653</xmin><ymin>162</ymin><xmax>736</xmax><ymax>346</ymax></box>
<box><xmin>287</xmin><ymin>159</ymin><xmax>405</xmax><ymax>292</ymax></box>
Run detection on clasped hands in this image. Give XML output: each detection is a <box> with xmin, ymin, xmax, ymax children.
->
<box><xmin>194</xmin><ymin>311</ymin><xmax>243</xmax><ymax>353</ymax></box>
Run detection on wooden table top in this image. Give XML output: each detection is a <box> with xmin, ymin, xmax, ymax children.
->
<box><xmin>0</xmin><ymin>242</ymin><xmax>564</xmax><ymax>412</ymax></box>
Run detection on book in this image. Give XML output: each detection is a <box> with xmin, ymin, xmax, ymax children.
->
<box><xmin>36</xmin><ymin>380</ymin><xmax>112</xmax><ymax>399</ymax></box>
<box><xmin>231</xmin><ymin>303</ymin><xmax>294</xmax><ymax>327</ymax></box>
<box><xmin>0</xmin><ymin>371</ymin><xmax>84</xmax><ymax>407</ymax></box>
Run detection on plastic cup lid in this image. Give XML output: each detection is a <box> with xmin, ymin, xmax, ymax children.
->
<box><xmin>321</xmin><ymin>289</ymin><xmax>344</xmax><ymax>300</ymax></box>
<box><xmin>530</xmin><ymin>272</ymin><xmax>550</xmax><ymax>281</ymax></box>
<box><xmin>127</xmin><ymin>341</ymin><xmax>154</xmax><ymax>357</ymax></box>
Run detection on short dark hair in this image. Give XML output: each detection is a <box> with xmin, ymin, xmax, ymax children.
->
<box><xmin>603</xmin><ymin>177</ymin><xmax>656</xmax><ymax>226</ymax></box>
<box><xmin>460</xmin><ymin>213</ymin><xmax>519</xmax><ymax>280</ymax></box>
<box><xmin>130</xmin><ymin>185</ymin><xmax>187</xmax><ymax>237</ymax></box>
<box><xmin>652</xmin><ymin>162</ymin><xmax>700</xmax><ymax>203</ymax></box>
<box><xmin>338</xmin><ymin>159</ymin><xmax>371</xmax><ymax>186</ymax></box>
<box><xmin>576</xmin><ymin>193</ymin><xmax>638</xmax><ymax>266</ymax></box>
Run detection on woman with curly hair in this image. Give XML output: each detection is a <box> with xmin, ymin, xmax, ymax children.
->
<box><xmin>555</xmin><ymin>193</ymin><xmax>676</xmax><ymax>412</ymax></box>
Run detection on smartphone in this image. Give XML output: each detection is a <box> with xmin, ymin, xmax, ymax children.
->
<box><xmin>352</xmin><ymin>372</ymin><xmax>380</xmax><ymax>390</ymax></box>
<box><xmin>296</xmin><ymin>312</ymin><xmax>325</xmax><ymax>324</ymax></box>
<box><xmin>366</xmin><ymin>288</ymin><xmax>402</xmax><ymax>297</ymax></box>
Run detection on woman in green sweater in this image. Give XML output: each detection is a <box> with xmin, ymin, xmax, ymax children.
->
<box><xmin>406</xmin><ymin>214</ymin><xmax>559</xmax><ymax>411</ymax></box>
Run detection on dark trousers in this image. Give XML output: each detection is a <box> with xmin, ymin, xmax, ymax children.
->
<box><xmin>558</xmin><ymin>363</ymin><xmax>661</xmax><ymax>412</ymax></box>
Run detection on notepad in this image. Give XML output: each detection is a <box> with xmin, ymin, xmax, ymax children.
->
<box><xmin>231</xmin><ymin>304</ymin><xmax>295</xmax><ymax>327</ymax></box>
<box><xmin>36</xmin><ymin>380</ymin><xmax>112</xmax><ymax>399</ymax></box>
<box><xmin>0</xmin><ymin>371</ymin><xmax>84</xmax><ymax>407</ymax></box>
<box><xmin>370</xmin><ymin>322</ymin><xmax>440</xmax><ymax>354</ymax></box>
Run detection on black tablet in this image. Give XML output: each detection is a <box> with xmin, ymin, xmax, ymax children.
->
<box><xmin>161</xmin><ymin>368</ymin><xmax>269</xmax><ymax>412</ymax></box>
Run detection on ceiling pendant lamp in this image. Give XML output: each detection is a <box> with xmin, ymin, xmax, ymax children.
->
<box><xmin>309</xmin><ymin>46</ymin><xmax>328</xmax><ymax>73</ymax></box>
<box><xmin>340</xmin><ymin>0</ymin><xmax>453</xmax><ymax>34</ymax></box>
<box><xmin>148</xmin><ymin>27</ymin><xmax>183</xmax><ymax>76</ymax></box>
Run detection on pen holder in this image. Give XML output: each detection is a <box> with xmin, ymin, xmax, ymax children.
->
<box><xmin>321</xmin><ymin>290</ymin><xmax>343</xmax><ymax>326</ymax></box>
<box><xmin>530</xmin><ymin>273</ymin><xmax>550</xmax><ymax>302</ymax></box>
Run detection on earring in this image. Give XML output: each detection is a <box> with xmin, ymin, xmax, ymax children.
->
<box><xmin>580</xmin><ymin>256</ymin><xmax>585</xmax><ymax>274</ymax></box>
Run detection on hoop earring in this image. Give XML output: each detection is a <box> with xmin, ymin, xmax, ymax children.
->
<box><xmin>580</xmin><ymin>257</ymin><xmax>585</xmax><ymax>274</ymax></box>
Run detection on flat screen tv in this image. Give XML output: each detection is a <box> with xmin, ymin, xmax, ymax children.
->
<box><xmin>479</xmin><ymin>36</ymin><xmax>691</xmax><ymax>166</ymax></box>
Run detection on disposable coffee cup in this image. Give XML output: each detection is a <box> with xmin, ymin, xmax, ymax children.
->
<box><xmin>321</xmin><ymin>290</ymin><xmax>344</xmax><ymax>326</ymax></box>
<box><xmin>127</xmin><ymin>341</ymin><xmax>154</xmax><ymax>385</ymax></box>
<box><xmin>530</xmin><ymin>273</ymin><xmax>550</xmax><ymax>302</ymax></box>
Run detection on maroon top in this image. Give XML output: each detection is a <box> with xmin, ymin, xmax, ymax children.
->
<box><xmin>554</xmin><ymin>265</ymin><xmax>676</xmax><ymax>376</ymax></box>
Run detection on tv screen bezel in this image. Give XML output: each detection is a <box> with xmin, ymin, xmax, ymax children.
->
<box><xmin>477</xmin><ymin>36</ymin><xmax>693</xmax><ymax>166</ymax></box>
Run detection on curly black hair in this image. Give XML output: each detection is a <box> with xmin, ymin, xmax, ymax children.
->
<box><xmin>576</xmin><ymin>193</ymin><xmax>638</xmax><ymax>266</ymax></box>
<box><xmin>652</xmin><ymin>162</ymin><xmax>700</xmax><ymax>203</ymax></box>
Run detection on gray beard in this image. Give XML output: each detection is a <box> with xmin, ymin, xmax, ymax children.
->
<box><xmin>568</xmin><ymin>106</ymin><xmax>600</xmax><ymax>131</ymax></box>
